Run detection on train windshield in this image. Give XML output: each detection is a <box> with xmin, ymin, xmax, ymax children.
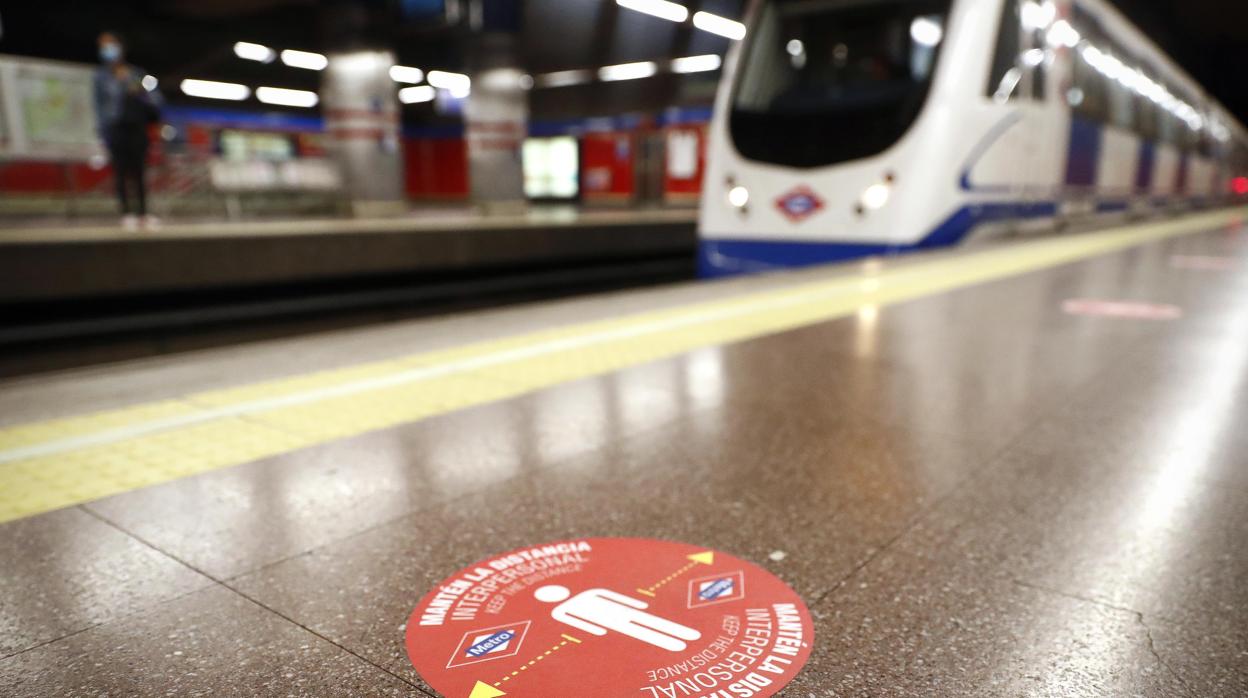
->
<box><xmin>730</xmin><ymin>0</ymin><xmax>953</xmax><ymax>168</ymax></box>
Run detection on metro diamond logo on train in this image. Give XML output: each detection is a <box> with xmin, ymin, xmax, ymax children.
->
<box><xmin>405</xmin><ymin>538</ymin><xmax>813</xmax><ymax>698</ymax></box>
<box><xmin>775</xmin><ymin>187</ymin><xmax>824</xmax><ymax>222</ymax></box>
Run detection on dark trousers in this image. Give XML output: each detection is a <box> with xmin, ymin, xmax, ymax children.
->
<box><xmin>107</xmin><ymin>126</ymin><xmax>149</xmax><ymax>216</ymax></box>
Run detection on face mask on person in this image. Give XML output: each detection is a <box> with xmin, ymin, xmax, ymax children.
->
<box><xmin>100</xmin><ymin>43</ymin><xmax>122</xmax><ymax>63</ymax></box>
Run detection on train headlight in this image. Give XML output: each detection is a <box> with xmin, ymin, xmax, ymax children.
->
<box><xmin>727</xmin><ymin>185</ymin><xmax>750</xmax><ymax>209</ymax></box>
<box><xmin>861</xmin><ymin>183</ymin><xmax>891</xmax><ymax>211</ymax></box>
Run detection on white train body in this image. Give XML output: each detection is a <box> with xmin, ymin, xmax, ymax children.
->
<box><xmin>699</xmin><ymin>0</ymin><xmax>1248</xmax><ymax>277</ymax></box>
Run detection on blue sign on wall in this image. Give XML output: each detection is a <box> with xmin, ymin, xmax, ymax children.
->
<box><xmin>481</xmin><ymin>0</ymin><xmax>522</xmax><ymax>32</ymax></box>
<box><xmin>399</xmin><ymin>0</ymin><xmax>448</xmax><ymax>23</ymax></box>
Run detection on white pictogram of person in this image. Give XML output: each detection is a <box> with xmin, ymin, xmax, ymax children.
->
<box><xmin>534</xmin><ymin>585</ymin><xmax>701</xmax><ymax>652</ymax></box>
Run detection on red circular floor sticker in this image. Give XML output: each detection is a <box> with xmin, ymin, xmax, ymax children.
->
<box><xmin>405</xmin><ymin>538</ymin><xmax>813</xmax><ymax>698</ymax></box>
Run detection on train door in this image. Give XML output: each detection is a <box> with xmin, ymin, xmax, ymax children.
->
<box><xmin>1013</xmin><ymin>9</ymin><xmax>1065</xmax><ymax>223</ymax></box>
<box><xmin>984</xmin><ymin>0</ymin><xmax>1066</xmax><ymax>230</ymax></box>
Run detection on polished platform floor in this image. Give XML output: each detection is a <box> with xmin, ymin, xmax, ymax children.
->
<box><xmin>2</xmin><ymin>209</ymin><xmax>1247</xmax><ymax>696</ymax></box>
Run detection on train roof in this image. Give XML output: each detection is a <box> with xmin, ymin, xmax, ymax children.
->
<box><xmin>1072</xmin><ymin>0</ymin><xmax>1248</xmax><ymax>147</ymax></box>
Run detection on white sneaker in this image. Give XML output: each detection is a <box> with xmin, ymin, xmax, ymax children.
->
<box><xmin>121</xmin><ymin>214</ymin><xmax>140</xmax><ymax>231</ymax></box>
<box><xmin>141</xmin><ymin>215</ymin><xmax>161</xmax><ymax>230</ymax></box>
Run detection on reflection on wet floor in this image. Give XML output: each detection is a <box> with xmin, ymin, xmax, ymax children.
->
<box><xmin>2</xmin><ymin>218</ymin><xmax>1248</xmax><ymax>696</ymax></box>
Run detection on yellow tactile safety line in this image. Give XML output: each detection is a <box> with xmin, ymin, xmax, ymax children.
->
<box><xmin>0</xmin><ymin>208</ymin><xmax>1242</xmax><ymax>523</ymax></box>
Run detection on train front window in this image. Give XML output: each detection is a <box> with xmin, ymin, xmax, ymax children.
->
<box><xmin>731</xmin><ymin>0</ymin><xmax>953</xmax><ymax>168</ymax></box>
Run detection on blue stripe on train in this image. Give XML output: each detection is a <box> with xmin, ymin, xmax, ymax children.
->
<box><xmin>698</xmin><ymin>201</ymin><xmax>1058</xmax><ymax>278</ymax></box>
<box><xmin>1065</xmin><ymin>118</ymin><xmax>1102</xmax><ymax>188</ymax></box>
<box><xmin>1135</xmin><ymin>141</ymin><xmax>1155</xmax><ymax>192</ymax></box>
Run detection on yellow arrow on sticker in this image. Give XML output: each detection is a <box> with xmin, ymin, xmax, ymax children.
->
<box><xmin>687</xmin><ymin>551</ymin><xmax>714</xmax><ymax>565</ymax></box>
<box><xmin>637</xmin><ymin>551</ymin><xmax>716</xmax><ymax>596</ymax></box>
<box><xmin>468</xmin><ymin>681</ymin><xmax>506</xmax><ymax>698</ymax></box>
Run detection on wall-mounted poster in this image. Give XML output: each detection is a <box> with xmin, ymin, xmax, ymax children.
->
<box><xmin>0</xmin><ymin>54</ymin><xmax>103</xmax><ymax>160</ymax></box>
<box><xmin>18</xmin><ymin>62</ymin><xmax>96</xmax><ymax>148</ymax></box>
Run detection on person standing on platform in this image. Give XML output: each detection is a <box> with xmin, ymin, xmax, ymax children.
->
<box><xmin>93</xmin><ymin>32</ymin><xmax>163</xmax><ymax>230</ymax></box>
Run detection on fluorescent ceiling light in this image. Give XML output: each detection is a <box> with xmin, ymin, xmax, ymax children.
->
<box><xmin>692</xmin><ymin>11</ymin><xmax>746</xmax><ymax>40</ymax></box>
<box><xmin>390</xmin><ymin>65</ymin><xmax>424</xmax><ymax>84</ymax></box>
<box><xmin>234</xmin><ymin>41</ymin><xmax>276</xmax><ymax>63</ymax></box>
<box><xmin>477</xmin><ymin>68</ymin><xmax>528</xmax><ymax>91</ymax></box>
<box><xmin>399</xmin><ymin>85</ymin><xmax>436</xmax><ymax>104</ymax></box>
<box><xmin>671</xmin><ymin>54</ymin><xmax>722</xmax><ymax>74</ymax></box>
<box><xmin>536</xmin><ymin>69</ymin><xmax>593</xmax><ymax>88</ymax></box>
<box><xmin>428</xmin><ymin>70</ymin><xmax>471</xmax><ymax>97</ymax></box>
<box><xmin>256</xmin><ymin>86</ymin><xmax>319</xmax><ymax>108</ymax></box>
<box><xmin>1020</xmin><ymin>1</ymin><xmax>1056</xmax><ymax>30</ymax></box>
<box><xmin>281</xmin><ymin>49</ymin><xmax>329</xmax><ymax>71</ymax></box>
<box><xmin>180</xmin><ymin>79</ymin><xmax>250</xmax><ymax>101</ymax></box>
<box><xmin>910</xmin><ymin>17</ymin><xmax>943</xmax><ymax>47</ymax></box>
<box><xmin>599</xmin><ymin>61</ymin><xmax>657</xmax><ymax>82</ymax></box>
<box><xmin>1045</xmin><ymin>20</ymin><xmax>1080</xmax><ymax>49</ymax></box>
<box><xmin>617</xmin><ymin>0</ymin><xmax>688</xmax><ymax>23</ymax></box>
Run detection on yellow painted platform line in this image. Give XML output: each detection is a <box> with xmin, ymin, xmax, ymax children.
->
<box><xmin>0</xmin><ymin>209</ymin><xmax>1242</xmax><ymax>523</ymax></box>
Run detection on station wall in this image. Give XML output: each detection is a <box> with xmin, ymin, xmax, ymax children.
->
<box><xmin>0</xmin><ymin>106</ymin><xmax>711</xmax><ymax>207</ymax></box>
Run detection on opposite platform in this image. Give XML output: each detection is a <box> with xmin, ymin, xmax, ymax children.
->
<box><xmin>0</xmin><ymin>207</ymin><xmax>697</xmax><ymax>302</ymax></box>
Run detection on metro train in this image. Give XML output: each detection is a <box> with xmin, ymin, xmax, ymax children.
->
<box><xmin>698</xmin><ymin>0</ymin><xmax>1248</xmax><ymax>277</ymax></box>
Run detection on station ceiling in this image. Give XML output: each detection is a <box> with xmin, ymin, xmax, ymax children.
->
<box><xmin>0</xmin><ymin>0</ymin><xmax>1244</xmax><ymax>121</ymax></box>
<box><xmin>1112</xmin><ymin>0</ymin><xmax>1248</xmax><ymax>121</ymax></box>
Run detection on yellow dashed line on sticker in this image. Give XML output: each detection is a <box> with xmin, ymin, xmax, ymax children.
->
<box><xmin>638</xmin><ymin>560</ymin><xmax>700</xmax><ymax>597</ymax></box>
<box><xmin>0</xmin><ymin>209</ymin><xmax>1243</xmax><ymax>524</ymax></box>
<box><xmin>494</xmin><ymin>636</ymin><xmax>578</xmax><ymax>687</ymax></box>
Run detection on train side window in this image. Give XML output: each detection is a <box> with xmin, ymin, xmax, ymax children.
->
<box><xmin>1158</xmin><ymin>105</ymin><xmax>1177</xmax><ymax>146</ymax></box>
<box><xmin>1069</xmin><ymin>5</ymin><xmax>1111</xmax><ymax>123</ymax></box>
<box><xmin>1071</xmin><ymin>43</ymin><xmax>1108</xmax><ymax>123</ymax></box>
<box><xmin>986</xmin><ymin>0</ymin><xmax>1022</xmax><ymax>100</ymax></box>
<box><xmin>1198</xmin><ymin>129</ymin><xmax>1214</xmax><ymax>158</ymax></box>
<box><xmin>1136</xmin><ymin>76</ymin><xmax>1159</xmax><ymax>142</ymax></box>
<box><xmin>1176</xmin><ymin>89</ymin><xmax>1200</xmax><ymax>152</ymax></box>
<box><xmin>1108</xmin><ymin>84</ymin><xmax>1134</xmax><ymax>131</ymax></box>
<box><xmin>1030</xmin><ymin>51</ymin><xmax>1046</xmax><ymax>101</ymax></box>
<box><xmin>1104</xmin><ymin>59</ymin><xmax>1134</xmax><ymax>131</ymax></box>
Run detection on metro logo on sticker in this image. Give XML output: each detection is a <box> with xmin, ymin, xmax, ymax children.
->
<box><xmin>406</xmin><ymin>539</ymin><xmax>812</xmax><ymax>697</ymax></box>
<box><xmin>687</xmin><ymin>569</ymin><xmax>746</xmax><ymax>609</ymax></box>
<box><xmin>445</xmin><ymin>621</ymin><xmax>531</xmax><ymax>669</ymax></box>
<box><xmin>467</xmin><ymin>630</ymin><xmax>514</xmax><ymax>657</ymax></box>
<box><xmin>775</xmin><ymin>186</ymin><xmax>824</xmax><ymax>222</ymax></box>
<box><xmin>700</xmin><ymin>578</ymin><xmax>733</xmax><ymax>600</ymax></box>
